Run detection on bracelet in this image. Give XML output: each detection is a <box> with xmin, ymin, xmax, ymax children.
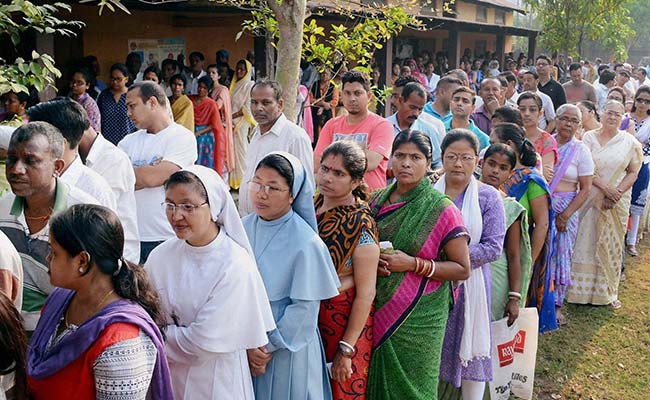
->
<box><xmin>427</xmin><ymin>259</ymin><xmax>436</xmax><ymax>278</ymax></box>
<box><xmin>415</xmin><ymin>257</ymin><xmax>424</xmax><ymax>275</ymax></box>
<box><xmin>339</xmin><ymin>340</ymin><xmax>355</xmax><ymax>352</ymax></box>
<box><xmin>338</xmin><ymin>340</ymin><xmax>356</xmax><ymax>358</ymax></box>
<box><xmin>508</xmin><ymin>291</ymin><xmax>521</xmax><ymax>299</ymax></box>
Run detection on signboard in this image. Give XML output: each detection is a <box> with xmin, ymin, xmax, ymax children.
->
<box><xmin>127</xmin><ymin>38</ymin><xmax>186</xmax><ymax>70</ymax></box>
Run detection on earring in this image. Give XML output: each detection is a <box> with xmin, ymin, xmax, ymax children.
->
<box><xmin>79</xmin><ymin>268</ymin><xmax>84</xmax><ymax>274</ymax></box>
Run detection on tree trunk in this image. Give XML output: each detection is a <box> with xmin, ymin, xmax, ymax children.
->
<box><xmin>272</xmin><ymin>0</ymin><xmax>305</xmax><ymax>123</ymax></box>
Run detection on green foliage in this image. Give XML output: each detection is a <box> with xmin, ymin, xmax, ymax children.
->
<box><xmin>0</xmin><ymin>0</ymin><xmax>84</xmax><ymax>96</ymax></box>
<box><xmin>81</xmin><ymin>0</ymin><xmax>130</xmax><ymax>15</ymax></box>
<box><xmin>524</xmin><ymin>0</ymin><xmax>634</xmax><ymax>60</ymax></box>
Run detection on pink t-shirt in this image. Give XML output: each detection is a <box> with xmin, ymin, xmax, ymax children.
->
<box><xmin>315</xmin><ymin>113</ymin><xmax>394</xmax><ymax>191</ymax></box>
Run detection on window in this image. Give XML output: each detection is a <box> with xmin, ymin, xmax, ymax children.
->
<box><xmin>421</xmin><ymin>0</ymin><xmax>436</xmax><ymax>14</ymax></box>
<box><xmin>476</xmin><ymin>5</ymin><xmax>487</xmax><ymax>22</ymax></box>
<box><xmin>443</xmin><ymin>1</ymin><xmax>456</xmax><ymax>18</ymax></box>
<box><xmin>495</xmin><ymin>10</ymin><xmax>506</xmax><ymax>24</ymax></box>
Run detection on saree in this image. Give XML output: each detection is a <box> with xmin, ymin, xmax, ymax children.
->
<box><xmin>315</xmin><ymin>194</ymin><xmax>378</xmax><ymax>400</ymax></box>
<box><xmin>228</xmin><ymin>60</ymin><xmax>256</xmax><ymax>189</ymax></box>
<box><xmin>366</xmin><ymin>179</ymin><xmax>468</xmax><ymax>400</ymax></box>
<box><xmin>567</xmin><ymin>131</ymin><xmax>642</xmax><ymax>305</ymax></box>
<box><xmin>211</xmin><ymin>84</ymin><xmax>235</xmax><ymax>173</ymax></box>
<box><xmin>503</xmin><ymin>167</ymin><xmax>557</xmax><ymax>333</ymax></box>
<box><xmin>489</xmin><ymin>196</ymin><xmax>532</xmax><ymax>321</ymax></box>
<box><xmin>170</xmin><ymin>95</ymin><xmax>195</xmax><ymax>133</ymax></box>
<box><xmin>192</xmin><ymin>97</ymin><xmax>226</xmax><ymax>174</ymax></box>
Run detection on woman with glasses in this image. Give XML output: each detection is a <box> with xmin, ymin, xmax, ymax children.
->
<box><xmin>366</xmin><ymin>130</ymin><xmax>471</xmax><ymax>400</ymax></box>
<box><xmin>97</xmin><ymin>63</ymin><xmax>136</xmax><ymax>145</ymax></box>
<box><xmin>146</xmin><ymin>165</ymin><xmax>274</xmax><ymax>399</ymax></box>
<box><xmin>625</xmin><ymin>86</ymin><xmax>650</xmax><ymax>256</ymax></box>
<box><xmin>548</xmin><ymin>105</ymin><xmax>594</xmax><ymax>325</ymax></box>
<box><xmin>490</xmin><ymin>123</ymin><xmax>557</xmax><ymax>332</ymax></box>
<box><xmin>242</xmin><ymin>152</ymin><xmax>340</xmax><ymax>400</ymax></box>
<box><xmin>315</xmin><ymin>141</ymin><xmax>379</xmax><ymax>399</ymax></box>
<box><xmin>567</xmin><ymin>100</ymin><xmax>642</xmax><ymax>309</ymax></box>
<box><xmin>517</xmin><ymin>91</ymin><xmax>557</xmax><ymax>182</ymax></box>
<box><xmin>434</xmin><ymin>130</ymin><xmax>505</xmax><ymax>399</ymax></box>
<box><xmin>68</xmin><ymin>67</ymin><xmax>101</xmax><ymax>132</ymax></box>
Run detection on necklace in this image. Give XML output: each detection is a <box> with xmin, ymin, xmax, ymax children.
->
<box><xmin>25</xmin><ymin>207</ymin><xmax>53</xmax><ymax>221</ymax></box>
<box><xmin>64</xmin><ymin>289</ymin><xmax>115</xmax><ymax>329</ymax></box>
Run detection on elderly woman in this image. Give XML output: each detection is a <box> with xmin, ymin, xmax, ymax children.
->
<box><xmin>480</xmin><ymin>144</ymin><xmax>532</xmax><ymax>324</ymax></box>
<box><xmin>433</xmin><ymin>130</ymin><xmax>506</xmax><ymax>399</ymax></box>
<box><xmin>549</xmin><ymin>105</ymin><xmax>594</xmax><ymax>325</ymax></box>
<box><xmin>517</xmin><ymin>91</ymin><xmax>557</xmax><ymax>181</ymax></box>
<box><xmin>315</xmin><ymin>141</ymin><xmax>379</xmax><ymax>399</ymax></box>
<box><xmin>366</xmin><ymin>130</ymin><xmax>471</xmax><ymax>399</ymax></box>
<box><xmin>490</xmin><ymin>123</ymin><xmax>557</xmax><ymax>333</ymax></box>
<box><xmin>567</xmin><ymin>100</ymin><xmax>642</xmax><ymax>309</ymax></box>
<box><xmin>243</xmin><ymin>152</ymin><xmax>340</xmax><ymax>400</ymax></box>
<box><xmin>146</xmin><ymin>166</ymin><xmax>275</xmax><ymax>399</ymax></box>
<box><xmin>27</xmin><ymin>205</ymin><xmax>173</xmax><ymax>399</ymax></box>
<box><xmin>625</xmin><ymin>86</ymin><xmax>650</xmax><ymax>256</ymax></box>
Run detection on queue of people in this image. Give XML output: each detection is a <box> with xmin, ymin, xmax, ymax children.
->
<box><xmin>0</xmin><ymin>51</ymin><xmax>649</xmax><ymax>400</ymax></box>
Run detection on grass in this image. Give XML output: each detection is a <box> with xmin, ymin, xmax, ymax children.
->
<box><xmin>533</xmin><ymin>241</ymin><xmax>650</xmax><ymax>399</ymax></box>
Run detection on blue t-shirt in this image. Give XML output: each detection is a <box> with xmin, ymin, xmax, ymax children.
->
<box><xmin>444</xmin><ymin>118</ymin><xmax>490</xmax><ymax>150</ymax></box>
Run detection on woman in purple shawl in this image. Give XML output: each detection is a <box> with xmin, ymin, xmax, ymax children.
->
<box><xmin>27</xmin><ymin>204</ymin><xmax>173</xmax><ymax>399</ymax></box>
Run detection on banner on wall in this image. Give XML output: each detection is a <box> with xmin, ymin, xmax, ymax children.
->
<box><xmin>127</xmin><ymin>38</ymin><xmax>186</xmax><ymax>71</ymax></box>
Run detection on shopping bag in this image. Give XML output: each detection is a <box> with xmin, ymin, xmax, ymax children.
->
<box><xmin>488</xmin><ymin>307</ymin><xmax>539</xmax><ymax>400</ymax></box>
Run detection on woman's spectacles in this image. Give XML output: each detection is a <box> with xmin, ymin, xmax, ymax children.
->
<box><xmin>635</xmin><ymin>98</ymin><xmax>650</xmax><ymax>105</ymax></box>
<box><xmin>248</xmin><ymin>181</ymin><xmax>289</xmax><ymax>195</ymax></box>
<box><xmin>162</xmin><ymin>202</ymin><xmax>208</xmax><ymax>214</ymax></box>
<box><xmin>444</xmin><ymin>153</ymin><xmax>476</xmax><ymax>163</ymax></box>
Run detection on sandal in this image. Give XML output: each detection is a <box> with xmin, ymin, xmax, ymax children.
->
<box><xmin>611</xmin><ymin>299</ymin><xmax>623</xmax><ymax>310</ymax></box>
<box><xmin>626</xmin><ymin>245</ymin><xmax>638</xmax><ymax>257</ymax></box>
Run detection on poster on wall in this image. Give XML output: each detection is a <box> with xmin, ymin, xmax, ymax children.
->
<box><xmin>127</xmin><ymin>38</ymin><xmax>186</xmax><ymax>71</ymax></box>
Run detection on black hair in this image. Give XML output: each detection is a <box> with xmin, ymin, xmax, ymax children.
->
<box><xmin>569</xmin><ymin>63</ymin><xmax>581</xmax><ymax>72</ymax></box>
<box><xmin>435</xmin><ymin>75</ymin><xmax>463</xmax><ymax>90</ymax></box>
<box><xmin>484</xmin><ymin>143</ymin><xmax>516</xmax><ymax>169</ymax></box>
<box><xmin>492</xmin><ymin>106</ymin><xmax>523</xmax><ymax>126</ymax></box>
<box><xmin>71</xmin><ymin>67</ymin><xmax>93</xmax><ymax>85</ymax></box>
<box><xmin>401</xmin><ymin>82</ymin><xmax>427</xmax><ymax>101</ymax></box>
<box><xmin>27</xmin><ymin>98</ymin><xmax>90</xmax><ymax>149</ymax></box>
<box><xmin>492</xmin><ymin>123</ymin><xmax>537</xmax><ymax>167</ymax></box>
<box><xmin>597</xmin><ymin>64</ymin><xmax>609</xmax><ymax>75</ymax></box>
<box><xmin>161</xmin><ymin>58</ymin><xmax>178</xmax><ymax>72</ymax></box>
<box><xmin>49</xmin><ymin>204</ymin><xmax>166</xmax><ymax>331</ymax></box>
<box><xmin>523</xmin><ymin>70</ymin><xmax>539</xmax><ymax>80</ymax></box>
<box><xmin>0</xmin><ymin>292</ymin><xmax>27</xmax><ymax>400</ymax></box>
<box><xmin>578</xmin><ymin>100</ymin><xmax>600</xmax><ymax>122</ymax></box>
<box><xmin>197</xmin><ymin>75</ymin><xmax>214</xmax><ymax>91</ymax></box>
<box><xmin>391</xmin><ymin>129</ymin><xmax>432</xmax><ymax>162</ymax></box>
<box><xmin>169</xmin><ymin>73</ymin><xmax>187</xmax><ymax>87</ymax></box>
<box><xmin>236</xmin><ymin>59</ymin><xmax>247</xmax><ymax>69</ymax></box>
<box><xmin>599</xmin><ymin>70</ymin><xmax>616</xmax><ymax>85</ymax></box>
<box><xmin>189</xmin><ymin>51</ymin><xmax>205</xmax><ymax>61</ymax></box>
<box><xmin>207</xmin><ymin>63</ymin><xmax>218</xmax><ymax>72</ymax></box>
<box><xmin>637</xmin><ymin>68</ymin><xmax>647</xmax><ymax>77</ymax></box>
<box><xmin>631</xmin><ymin>85</ymin><xmax>650</xmax><ymax>115</ymax></box>
<box><xmin>341</xmin><ymin>70</ymin><xmax>371</xmax><ymax>93</ymax></box>
<box><xmin>255</xmin><ymin>154</ymin><xmax>295</xmax><ymax>192</ymax></box>
<box><xmin>9</xmin><ymin>121</ymin><xmax>65</xmax><ymax>159</ymax></box>
<box><xmin>321</xmin><ymin>141</ymin><xmax>369</xmax><ymax>200</ymax></box>
<box><xmin>517</xmin><ymin>91</ymin><xmax>543</xmax><ymax>109</ymax></box>
<box><xmin>143</xmin><ymin>66</ymin><xmax>161</xmax><ymax>81</ymax></box>
<box><xmin>164</xmin><ymin>171</ymin><xmax>208</xmax><ymax>201</ymax></box>
<box><xmin>251</xmin><ymin>79</ymin><xmax>283</xmax><ymax>101</ymax></box>
<box><xmin>535</xmin><ymin>54</ymin><xmax>552</xmax><ymax>64</ymax></box>
<box><xmin>499</xmin><ymin>71</ymin><xmax>517</xmax><ymax>84</ymax></box>
<box><xmin>109</xmin><ymin>63</ymin><xmax>129</xmax><ymax>78</ymax></box>
<box><xmin>128</xmin><ymin>81</ymin><xmax>167</xmax><ymax>107</ymax></box>
<box><xmin>393</xmin><ymin>76</ymin><xmax>421</xmax><ymax>88</ymax></box>
<box><xmin>441</xmin><ymin>129</ymin><xmax>479</xmax><ymax>156</ymax></box>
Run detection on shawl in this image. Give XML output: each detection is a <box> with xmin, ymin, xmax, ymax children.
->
<box><xmin>170</xmin><ymin>94</ymin><xmax>195</xmax><ymax>132</ymax></box>
<box><xmin>369</xmin><ymin>178</ymin><xmax>468</xmax><ymax>348</ymax></box>
<box><xmin>27</xmin><ymin>288</ymin><xmax>173</xmax><ymax>399</ymax></box>
<box><xmin>229</xmin><ymin>60</ymin><xmax>256</xmax><ymax>130</ymax></box>
<box><xmin>314</xmin><ymin>194</ymin><xmax>378</xmax><ymax>274</ymax></box>
<box><xmin>192</xmin><ymin>96</ymin><xmax>227</xmax><ymax>175</ymax></box>
<box><xmin>434</xmin><ymin>175</ymin><xmax>491</xmax><ymax>365</ymax></box>
<box><xmin>211</xmin><ymin>84</ymin><xmax>235</xmax><ymax>171</ymax></box>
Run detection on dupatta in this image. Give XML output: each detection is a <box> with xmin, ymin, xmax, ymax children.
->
<box><xmin>193</xmin><ymin>96</ymin><xmax>228</xmax><ymax>176</ymax></box>
<box><xmin>211</xmin><ymin>85</ymin><xmax>235</xmax><ymax>172</ymax></box>
<box><xmin>229</xmin><ymin>60</ymin><xmax>256</xmax><ymax>132</ymax></box>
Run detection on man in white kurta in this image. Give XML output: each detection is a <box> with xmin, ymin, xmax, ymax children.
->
<box><xmin>146</xmin><ymin>165</ymin><xmax>275</xmax><ymax>399</ymax></box>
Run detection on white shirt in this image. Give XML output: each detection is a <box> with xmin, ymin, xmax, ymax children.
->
<box><xmin>146</xmin><ymin>231</ymin><xmax>274</xmax><ymax>399</ymax></box>
<box><xmin>60</xmin><ymin>156</ymin><xmax>116</xmax><ymax>211</ymax></box>
<box><xmin>185</xmin><ymin>70</ymin><xmax>207</xmax><ymax>95</ymax></box>
<box><xmin>0</xmin><ymin>126</ymin><xmax>15</xmax><ymax>149</ymax></box>
<box><xmin>238</xmin><ymin>113</ymin><xmax>314</xmax><ymax>215</ymax></box>
<box><xmin>0</xmin><ymin>230</ymin><xmax>22</xmax><ymax>311</ymax></box>
<box><xmin>425</xmin><ymin>72</ymin><xmax>441</xmax><ymax>94</ymax></box>
<box><xmin>85</xmin><ymin>134</ymin><xmax>140</xmax><ymax>263</ymax></box>
<box><xmin>118</xmin><ymin>123</ymin><xmax>197</xmax><ymax>241</ymax></box>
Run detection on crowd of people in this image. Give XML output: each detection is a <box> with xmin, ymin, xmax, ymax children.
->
<box><xmin>0</xmin><ymin>46</ymin><xmax>649</xmax><ymax>400</ymax></box>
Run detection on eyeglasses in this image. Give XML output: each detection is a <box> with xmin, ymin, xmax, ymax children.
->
<box><xmin>162</xmin><ymin>201</ymin><xmax>208</xmax><ymax>214</ymax></box>
<box><xmin>248</xmin><ymin>181</ymin><xmax>289</xmax><ymax>195</ymax></box>
<box><xmin>635</xmin><ymin>98</ymin><xmax>650</xmax><ymax>105</ymax></box>
<box><xmin>604</xmin><ymin>110</ymin><xmax>624</xmax><ymax>118</ymax></box>
<box><xmin>558</xmin><ymin>116</ymin><xmax>581</xmax><ymax>125</ymax></box>
<box><xmin>444</xmin><ymin>153</ymin><xmax>476</xmax><ymax>163</ymax></box>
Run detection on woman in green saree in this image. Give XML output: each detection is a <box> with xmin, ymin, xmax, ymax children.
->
<box><xmin>366</xmin><ymin>130</ymin><xmax>471</xmax><ymax>400</ymax></box>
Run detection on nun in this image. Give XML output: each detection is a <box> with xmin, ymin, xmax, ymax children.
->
<box><xmin>242</xmin><ymin>152</ymin><xmax>340</xmax><ymax>400</ymax></box>
<box><xmin>146</xmin><ymin>165</ymin><xmax>275</xmax><ymax>399</ymax></box>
